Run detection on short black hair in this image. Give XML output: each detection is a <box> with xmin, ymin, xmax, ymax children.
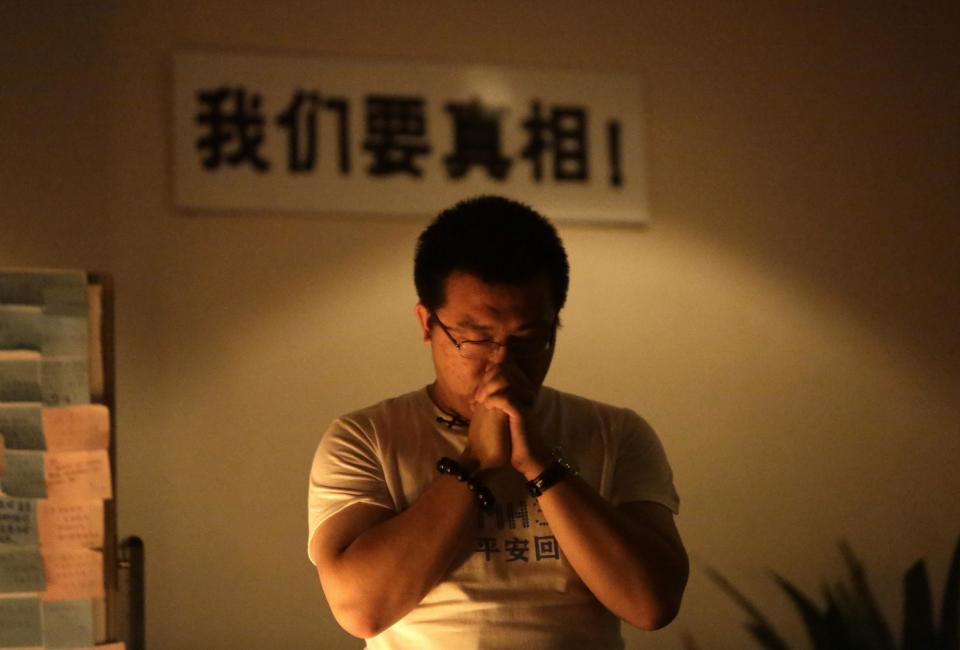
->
<box><xmin>414</xmin><ymin>195</ymin><xmax>570</xmax><ymax>313</ymax></box>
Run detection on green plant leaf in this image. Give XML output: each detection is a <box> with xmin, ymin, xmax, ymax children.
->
<box><xmin>903</xmin><ymin>559</ymin><xmax>936</xmax><ymax>650</ymax></box>
<box><xmin>707</xmin><ymin>538</ymin><xmax>960</xmax><ymax>650</ymax></box>
<box><xmin>772</xmin><ymin>573</ymin><xmax>834</xmax><ymax>650</ymax></box>
<box><xmin>822</xmin><ymin>585</ymin><xmax>850</xmax><ymax>643</ymax></box>
<box><xmin>705</xmin><ymin>566</ymin><xmax>792</xmax><ymax>650</ymax></box>
<box><xmin>747</xmin><ymin>622</ymin><xmax>795</xmax><ymax>650</ymax></box>
<box><xmin>830</xmin><ymin>582</ymin><xmax>874</xmax><ymax>650</ymax></box>
<box><xmin>839</xmin><ymin>540</ymin><xmax>897</xmax><ymax>650</ymax></box>
<box><xmin>938</xmin><ymin>535</ymin><xmax>960</xmax><ymax>650</ymax></box>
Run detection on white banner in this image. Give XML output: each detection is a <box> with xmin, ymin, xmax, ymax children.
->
<box><xmin>173</xmin><ymin>50</ymin><xmax>649</xmax><ymax>223</ymax></box>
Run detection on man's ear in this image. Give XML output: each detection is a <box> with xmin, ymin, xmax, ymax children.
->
<box><xmin>415</xmin><ymin>304</ymin><xmax>432</xmax><ymax>343</ymax></box>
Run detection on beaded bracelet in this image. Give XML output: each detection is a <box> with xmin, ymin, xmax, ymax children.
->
<box><xmin>436</xmin><ymin>457</ymin><xmax>496</xmax><ymax>511</ymax></box>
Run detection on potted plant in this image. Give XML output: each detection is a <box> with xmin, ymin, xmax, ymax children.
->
<box><xmin>701</xmin><ymin>535</ymin><xmax>959</xmax><ymax>650</ymax></box>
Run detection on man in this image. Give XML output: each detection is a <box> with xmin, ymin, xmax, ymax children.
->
<box><xmin>308</xmin><ymin>196</ymin><xmax>687</xmax><ymax>649</ymax></box>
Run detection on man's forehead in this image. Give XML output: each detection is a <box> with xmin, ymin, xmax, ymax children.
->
<box><xmin>441</xmin><ymin>272</ymin><xmax>556</xmax><ymax>327</ymax></box>
<box><xmin>452</xmin><ymin>313</ymin><xmax>553</xmax><ymax>332</ymax></box>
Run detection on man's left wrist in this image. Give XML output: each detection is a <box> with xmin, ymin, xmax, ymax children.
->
<box><xmin>525</xmin><ymin>448</ymin><xmax>577</xmax><ymax>497</ymax></box>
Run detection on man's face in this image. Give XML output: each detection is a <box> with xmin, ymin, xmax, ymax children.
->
<box><xmin>416</xmin><ymin>271</ymin><xmax>557</xmax><ymax>418</ymax></box>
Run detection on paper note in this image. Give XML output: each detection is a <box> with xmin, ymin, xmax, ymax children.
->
<box><xmin>40</xmin><ymin>313</ymin><xmax>89</xmax><ymax>358</ymax></box>
<box><xmin>0</xmin><ymin>351</ymin><xmax>42</xmax><ymax>403</ymax></box>
<box><xmin>0</xmin><ymin>497</ymin><xmax>103</xmax><ymax>549</ymax></box>
<box><xmin>0</xmin><ymin>304</ymin><xmax>87</xmax><ymax>359</ymax></box>
<box><xmin>0</xmin><ymin>595</ymin><xmax>43</xmax><ymax>647</ymax></box>
<box><xmin>0</xmin><ymin>546</ymin><xmax>46</xmax><ymax>593</ymax></box>
<box><xmin>0</xmin><ymin>270</ymin><xmax>87</xmax><ymax>310</ymax></box>
<box><xmin>42</xmin><ymin>405</ymin><xmax>110</xmax><ymax>452</ymax></box>
<box><xmin>38</xmin><ymin>500</ymin><xmax>104</xmax><ymax>549</ymax></box>
<box><xmin>0</xmin><ymin>497</ymin><xmax>39</xmax><ymax>546</ymax></box>
<box><xmin>41</xmin><ymin>548</ymin><xmax>103</xmax><ymax>600</ymax></box>
<box><xmin>41</xmin><ymin>357</ymin><xmax>90</xmax><ymax>407</ymax></box>
<box><xmin>2</xmin><ymin>451</ymin><xmax>112</xmax><ymax>501</ymax></box>
<box><xmin>1</xmin><ymin>451</ymin><xmax>47</xmax><ymax>498</ymax></box>
<box><xmin>0</xmin><ymin>305</ymin><xmax>43</xmax><ymax>352</ymax></box>
<box><xmin>0</xmin><ymin>405</ymin><xmax>109</xmax><ymax>452</ymax></box>
<box><xmin>0</xmin><ymin>404</ymin><xmax>44</xmax><ymax>450</ymax></box>
<box><xmin>44</xmin><ymin>450</ymin><xmax>112</xmax><ymax>501</ymax></box>
<box><xmin>42</xmin><ymin>598</ymin><xmax>96</xmax><ymax>649</ymax></box>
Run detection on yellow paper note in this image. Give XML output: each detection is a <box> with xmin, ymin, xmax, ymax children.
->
<box><xmin>42</xmin><ymin>405</ymin><xmax>110</xmax><ymax>452</ymax></box>
<box><xmin>44</xmin><ymin>450</ymin><xmax>112</xmax><ymax>501</ymax></box>
<box><xmin>38</xmin><ymin>499</ymin><xmax>105</xmax><ymax>549</ymax></box>
<box><xmin>42</xmin><ymin>548</ymin><xmax>104</xmax><ymax>601</ymax></box>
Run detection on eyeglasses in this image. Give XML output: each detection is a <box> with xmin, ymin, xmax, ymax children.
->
<box><xmin>431</xmin><ymin>312</ymin><xmax>555</xmax><ymax>360</ymax></box>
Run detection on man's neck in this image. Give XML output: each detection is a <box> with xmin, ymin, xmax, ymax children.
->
<box><xmin>428</xmin><ymin>382</ymin><xmax>472</xmax><ymax>423</ymax></box>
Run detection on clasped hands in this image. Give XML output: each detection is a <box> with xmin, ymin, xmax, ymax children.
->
<box><xmin>460</xmin><ymin>359</ymin><xmax>550</xmax><ymax>481</ymax></box>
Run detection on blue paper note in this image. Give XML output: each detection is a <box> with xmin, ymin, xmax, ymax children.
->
<box><xmin>41</xmin><ymin>357</ymin><xmax>90</xmax><ymax>407</ymax></box>
<box><xmin>0</xmin><ymin>596</ymin><xmax>43</xmax><ymax>647</ymax></box>
<box><xmin>0</xmin><ymin>353</ymin><xmax>42</xmax><ymax>403</ymax></box>
<box><xmin>0</xmin><ymin>452</ymin><xmax>47</xmax><ymax>499</ymax></box>
<box><xmin>0</xmin><ymin>270</ymin><xmax>87</xmax><ymax>310</ymax></box>
<box><xmin>0</xmin><ymin>404</ymin><xmax>45</xmax><ymax>450</ymax></box>
<box><xmin>0</xmin><ymin>545</ymin><xmax>46</xmax><ymax>593</ymax></box>
<box><xmin>41</xmin><ymin>313</ymin><xmax>89</xmax><ymax>357</ymax></box>
<box><xmin>0</xmin><ymin>497</ymin><xmax>39</xmax><ymax>545</ymax></box>
<box><xmin>42</xmin><ymin>598</ymin><xmax>96</xmax><ymax>649</ymax></box>
<box><xmin>0</xmin><ymin>306</ymin><xmax>43</xmax><ymax>351</ymax></box>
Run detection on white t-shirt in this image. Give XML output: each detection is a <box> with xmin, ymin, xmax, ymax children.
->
<box><xmin>307</xmin><ymin>386</ymin><xmax>680</xmax><ymax>650</ymax></box>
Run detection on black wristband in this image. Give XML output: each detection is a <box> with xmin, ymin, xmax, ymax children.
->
<box><xmin>526</xmin><ymin>456</ymin><xmax>575</xmax><ymax>497</ymax></box>
<box><xmin>437</xmin><ymin>457</ymin><xmax>496</xmax><ymax>511</ymax></box>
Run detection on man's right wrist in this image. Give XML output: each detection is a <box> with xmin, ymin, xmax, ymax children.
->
<box><xmin>437</xmin><ymin>457</ymin><xmax>496</xmax><ymax>511</ymax></box>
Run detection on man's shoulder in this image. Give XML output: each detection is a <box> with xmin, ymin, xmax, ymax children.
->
<box><xmin>539</xmin><ymin>385</ymin><xmax>635</xmax><ymax>422</ymax></box>
<box><xmin>337</xmin><ymin>387</ymin><xmax>431</xmax><ymax>429</ymax></box>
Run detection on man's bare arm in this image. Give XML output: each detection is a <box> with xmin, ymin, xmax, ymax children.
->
<box><xmin>312</xmin><ymin>406</ymin><xmax>508</xmax><ymax>639</ymax></box>
<box><xmin>534</xmin><ymin>481</ymin><xmax>688</xmax><ymax>630</ymax></box>
<box><xmin>311</xmin><ymin>474</ymin><xmax>479</xmax><ymax>639</ymax></box>
<box><xmin>475</xmin><ymin>362</ymin><xmax>689</xmax><ymax>629</ymax></box>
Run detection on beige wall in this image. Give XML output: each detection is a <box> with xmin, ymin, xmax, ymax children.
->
<box><xmin>2</xmin><ymin>2</ymin><xmax>958</xmax><ymax>648</ymax></box>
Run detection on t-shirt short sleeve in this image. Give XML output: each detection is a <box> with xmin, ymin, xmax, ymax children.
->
<box><xmin>608</xmin><ymin>408</ymin><xmax>680</xmax><ymax>513</ymax></box>
<box><xmin>307</xmin><ymin>416</ymin><xmax>395</xmax><ymax>564</ymax></box>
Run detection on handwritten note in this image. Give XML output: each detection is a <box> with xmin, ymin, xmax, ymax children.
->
<box><xmin>0</xmin><ymin>595</ymin><xmax>43</xmax><ymax>647</ymax></box>
<box><xmin>44</xmin><ymin>450</ymin><xmax>112</xmax><ymax>501</ymax></box>
<box><xmin>0</xmin><ymin>546</ymin><xmax>46</xmax><ymax>593</ymax></box>
<box><xmin>42</xmin><ymin>598</ymin><xmax>96</xmax><ymax>649</ymax></box>
<box><xmin>38</xmin><ymin>499</ymin><xmax>104</xmax><ymax>549</ymax></box>
<box><xmin>41</xmin><ymin>548</ymin><xmax>103</xmax><ymax>600</ymax></box>
<box><xmin>1</xmin><ymin>451</ymin><xmax>47</xmax><ymax>498</ymax></box>
<box><xmin>0</xmin><ymin>497</ymin><xmax>39</xmax><ymax>545</ymax></box>
<box><xmin>42</xmin><ymin>405</ymin><xmax>110</xmax><ymax>452</ymax></box>
<box><xmin>0</xmin><ymin>403</ymin><xmax>44</xmax><ymax>450</ymax></box>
